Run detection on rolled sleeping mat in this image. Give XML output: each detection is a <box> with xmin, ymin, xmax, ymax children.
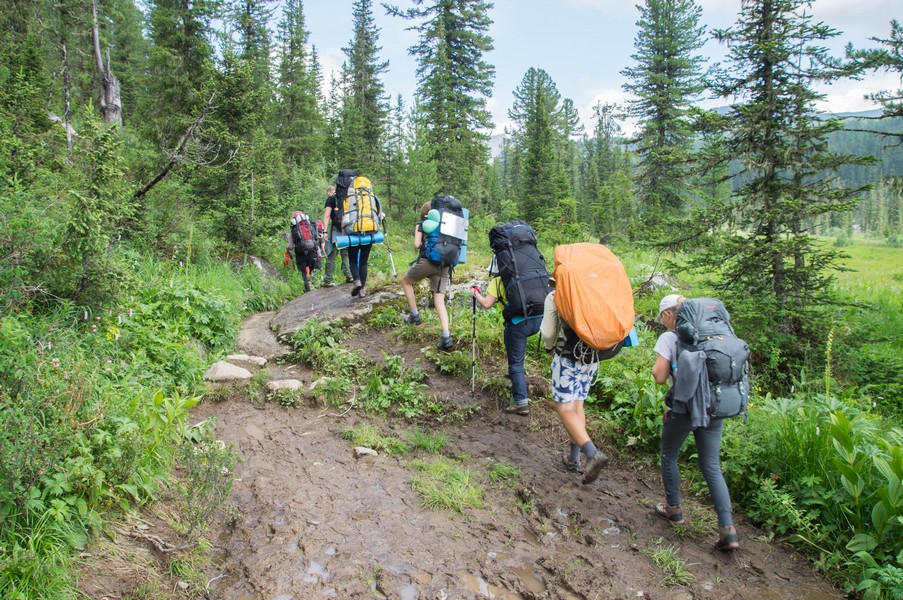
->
<box><xmin>335</xmin><ymin>231</ymin><xmax>385</xmax><ymax>249</ymax></box>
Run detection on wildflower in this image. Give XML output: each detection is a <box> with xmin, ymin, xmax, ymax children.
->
<box><xmin>117</xmin><ymin>315</ymin><xmax>122</xmax><ymax>324</ymax></box>
<box><xmin>106</xmin><ymin>326</ymin><xmax>121</xmax><ymax>341</ymax></box>
<box><xmin>83</xmin><ymin>311</ymin><xmax>88</xmax><ymax>321</ymax></box>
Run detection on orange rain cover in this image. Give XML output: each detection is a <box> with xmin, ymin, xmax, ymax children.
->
<box><xmin>553</xmin><ymin>243</ymin><xmax>635</xmax><ymax>350</ymax></box>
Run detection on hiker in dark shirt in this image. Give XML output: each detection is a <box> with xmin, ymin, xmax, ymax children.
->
<box><xmin>321</xmin><ymin>185</ymin><xmax>353</xmax><ymax>287</ymax></box>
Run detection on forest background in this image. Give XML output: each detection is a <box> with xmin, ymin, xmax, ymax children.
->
<box><xmin>1</xmin><ymin>0</ymin><xmax>902</xmax><ymax>597</ymax></box>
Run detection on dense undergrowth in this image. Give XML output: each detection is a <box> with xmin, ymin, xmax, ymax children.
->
<box><xmin>0</xmin><ymin>243</ymin><xmax>304</xmax><ymax>598</ymax></box>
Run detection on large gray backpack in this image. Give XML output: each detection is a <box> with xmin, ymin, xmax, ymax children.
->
<box><xmin>675</xmin><ymin>298</ymin><xmax>750</xmax><ymax>420</ymax></box>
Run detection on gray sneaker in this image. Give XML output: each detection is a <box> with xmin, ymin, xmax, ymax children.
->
<box><xmin>437</xmin><ymin>335</ymin><xmax>453</xmax><ymax>350</ymax></box>
<box><xmin>404</xmin><ymin>313</ymin><xmax>422</xmax><ymax>325</ymax></box>
<box><xmin>562</xmin><ymin>457</ymin><xmax>580</xmax><ymax>474</ymax></box>
<box><xmin>321</xmin><ymin>281</ymin><xmax>335</xmax><ymax>288</ymax></box>
<box><xmin>581</xmin><ymin>451</ymin><xmax>610</xmax><ymax>484</ymax></box>
<box><xmin>358</xmin><ymin>287</ymin><xmax>367</xmax><ymax>298</ymax></box>
<box><xmin>504</xmin><ymin>403</ymin><xmax>529</xmax><ymax>416</ymax></box>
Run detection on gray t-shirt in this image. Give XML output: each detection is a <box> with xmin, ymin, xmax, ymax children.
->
<box><xmin>654</xmin><ymin>330</ymin><xmax>679</xmax><ymax>386</ymax></box>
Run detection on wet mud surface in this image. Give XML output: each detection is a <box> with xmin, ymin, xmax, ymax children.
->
<box><xmin>196</xmin><ymin>289</ymin><xmax>841</xmax><ymax>600</ymax></box>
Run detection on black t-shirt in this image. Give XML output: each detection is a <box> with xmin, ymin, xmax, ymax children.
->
<box><xmin>324</xmin><ymin>194</ymin><xmax>342</xmax><ymax>230</ymax></box>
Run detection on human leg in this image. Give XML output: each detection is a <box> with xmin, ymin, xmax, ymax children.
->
<box><xmin>693</xmin><ymin>418</ymin><xmax>733</xmax><ymax>528</ymax></box>
<box><xmin>504</xmin><ymin>319</ymin><xmax>540</xmax><ymax>406</ymax></box>
<box><xmin>347</xmin><ymin>245</ymin><xmax>361</xmax><ymax>294</ymax></box>
<box><xmin>357</xmin><ymin>244</ymin><xmax>372</xmax><ymax>287</ymax></box>
<box><xmin>660</xmin><ymin>410</ymin><xmax>692</xmax><ymax>511</ymax></box>
<box><xmin>323</xmin><ymin>234</ymin><xmax>337</xmax><ymax>284</ymax></box>
<box><xmin>340</xmin><ymin>247</ymin><xmax>353</xmax><ymax>281</ymax></box>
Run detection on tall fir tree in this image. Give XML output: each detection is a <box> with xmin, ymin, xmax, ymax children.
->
<box><xmin>388</xmin><ymin>0</ymin><xmax>495</xmax><ymax>204</ymax></box>
<box><xmin>143</xmin><ymin>0</ymin><xmax>218</xmax><ymax>148</ymax></box>
<box><xmin>847</xmin><ymin>20</ymin><xmax>903</xmax><ymax>119</ymax></box>
<box><xmin>335</xmin><ymin>0</ymin><xmax>389</xmax><ymax>174</ymax></box>
<box><xmin>621</xmin><ymin>0</ymin><xmax>707</xmax><ymax>234</ymax></box>
<box><xmin>508</xmin><ymin>67</ymin><xmax>568</xmax><ymax>224</ymax></box>
<box><xmin>707</xmin><ymin>0</ymin><xmax>874</xmax><ymax>379</ymax></box>
<box><xmin>274</xmin><ymin>0</ymin><xmax>325</xmax><ymax>179</ymax></box>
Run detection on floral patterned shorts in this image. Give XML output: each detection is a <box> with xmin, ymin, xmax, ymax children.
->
<box><xmin>551</xmin><ymin>354</ymin><xmax>599</xmax><ymax>404</ymax></box>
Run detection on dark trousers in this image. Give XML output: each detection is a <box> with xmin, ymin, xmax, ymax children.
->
<box><xmin>504</xmin><ymin>317</ymin><xmax>542</xmax><ymax>404</ymax></box>
<box><xmin>347</xmin><ymin>243</ymin><xmax>372</xmax><ymax>286</ymax></box>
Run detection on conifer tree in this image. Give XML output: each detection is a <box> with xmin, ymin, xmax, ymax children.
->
<box><xmin>335</xmin><ymin>0</ymin><xmax>389</xmax><ymax>173</ymax></box>
<box><xmin>274</xmin><ymin>0</ymin><xmax>325</xmax><ymax>175</ymax></box>
<box><xmin>387</xmin><ymin>0</ymin><xmax>495</xmax><ymax>203</ymax></box>
<box><xmin>144</xmin><ymin>0</ymin><xmax>218</xmax><ymax>148</ymax></box>
<box><xmin>847</xmin><ymin>20</ymin><xmax>903</xmax><ymax>119</ymax></box>
<box><xmin>621</xmin><ymin>0</ymin><xmax>707</xmax><ymax>233</ymax></box>
<box><xmin>707</xmin><ymin>0</ymin><xmax>873</xmax><ymax>377</ymax></box>
<box><xmin>508</xmin><ymin>67</ymin><xmax>568</xmax><ymax>224</ymax></box>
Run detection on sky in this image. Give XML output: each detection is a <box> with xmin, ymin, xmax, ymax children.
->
<box><xmin>301</xmin><ymin>0</ymin><xmax>901</xmax><ymax>136</ymax></box>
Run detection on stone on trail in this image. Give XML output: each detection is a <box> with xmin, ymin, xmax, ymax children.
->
<box><xmin>354</xmin><ymin>447</ymin><xmax>378</xmax><ymax>458</ymax></box>
<box><xmin>228</xmin><ymin>353</ymin><xmax>267</xmax><ymax>366</ymax></box>
<box><xmin>266</xmin><ymin>379</ymin><xmax>303</xmax><ymax>391</ymax></box>
<box><xmin>204</xmin><ymin>361</ymin><xmax>252</xmax><ymax>382</ymax></box>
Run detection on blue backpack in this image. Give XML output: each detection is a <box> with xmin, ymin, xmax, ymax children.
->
<box><xmin>423</xmin><ymin>195</ymin><xmax>466</xmax><ymax>268</ymax></box>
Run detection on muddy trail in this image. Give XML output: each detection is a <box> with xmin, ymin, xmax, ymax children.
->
<box><xmin>195</xmin><ymin>283</ymin><xmax>840</xmax><ymax>600</ymax></box>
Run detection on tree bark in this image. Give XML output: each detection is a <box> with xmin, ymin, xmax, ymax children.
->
<box><xmin>92</xmin><ymin>0</ymin><xmax>122</xmax><ymax>126</ymax></box>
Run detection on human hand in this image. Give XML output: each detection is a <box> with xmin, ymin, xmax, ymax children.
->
<box><xmin>471</xmin><ymin>286</ymin><xmax>481</xmax><ymax>297</ymax></box>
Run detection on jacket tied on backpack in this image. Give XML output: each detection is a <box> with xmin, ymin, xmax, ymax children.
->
<box><xmin>672</xmin><ymin>298</ymin><xmax>751</xmax><ymax>424</ymax></box>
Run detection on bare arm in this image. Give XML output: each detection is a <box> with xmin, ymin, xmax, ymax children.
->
<box><xmin>652</xmin><ymin>354</ymin><xmax>671</xmax><ymax>385</ymax></box>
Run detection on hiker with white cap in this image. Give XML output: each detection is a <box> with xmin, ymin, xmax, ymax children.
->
<box><xmin>651</xmin><ymin>293</ymin><xmax>740</xmax><ymax>551</ymax></box>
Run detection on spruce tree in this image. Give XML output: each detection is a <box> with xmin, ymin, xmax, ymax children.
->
<box><xmin>387</xmin><ymin>0</ymin><xmax>495</xmax><ymax>203</ymax></box>
<box><xmin>274</xmin><ymin>0</ymin><xmax>325</xmax><ymax>175</ymax></box>
<box><xmin>508</xmin><ymin>67</ymin><xmax>568</xmax><ymax>224</ymax></box>
<box><xmin>621</xmin><ymin>0</ymin><xmax>707</xmax><ymax>234</ymax></box>
<box><xmin>335</xmin><ymin>0</ymin><xmax>389</xmax><ymax>174</ymax></box>
<box><xmin>144</xmin><ymin>0</ymin><xmax>218</xmax><ymax>148</ymax></box>
<box><xmin>707</xmin><ymin>0</ymin><xmax>873</xmax><ymax>379</ymax></box>
<box><xmin>847</xmin><ymin>20</ymin><xmax>903</xmax><ymax>119</ymax></box>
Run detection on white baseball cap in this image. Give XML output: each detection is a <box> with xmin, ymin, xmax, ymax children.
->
<box><xmin>657</xmin><ymin>294</ymin><xmax>682</xmax><ymax>321</ymax></box>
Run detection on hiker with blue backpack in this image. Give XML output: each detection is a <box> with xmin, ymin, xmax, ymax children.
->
<box><xmin>401</xmin><ymin>201</ymin><xmax>454</xmax><ymax>350</ymax></box>
<box><xmin>652</xmin><ymin>293</ymin><xmax>748</xmax><ymax>552</ymax></box>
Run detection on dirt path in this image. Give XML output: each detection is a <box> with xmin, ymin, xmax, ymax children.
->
<box><xmin>197</xmin><ymin>288</ymin><xmax>841</xmax><ymax>600</ymax></box>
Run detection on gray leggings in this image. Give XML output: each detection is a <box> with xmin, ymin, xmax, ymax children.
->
<box><xmin>660</xmin><ymin>411</ymin><xmax>733</xmax><ymax>527</ymax></box>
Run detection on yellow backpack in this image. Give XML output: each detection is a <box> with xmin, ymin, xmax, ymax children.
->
<box><xmin>341</xmin><ymin>176</ymin><xmax>381</xmax><ymax>234</ymax></box>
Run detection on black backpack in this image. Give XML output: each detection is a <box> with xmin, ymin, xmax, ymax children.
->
<box><xmin>426</xmin><ymin>195</ymin><xmax>465</xmax><ymax>268</ymax></box>
<box><xmin>332</xmin><ymin>168</ymin><xmax>358</xmax><ymax>230</ymax></box>
<box><xmin>675</xmin><ymin>298</ymin><xmax>750</xmax><ymax>420</ymax></box>
<box><xmin>488</xmin><ymin>220</ymin><xmax>552</xmax><ymax>321</ymax></box>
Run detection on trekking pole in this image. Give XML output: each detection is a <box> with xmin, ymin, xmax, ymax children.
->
<box><xmin>381</xmin><ymin>214</ymin><xmax>398</xmax><ymax>278</ymax></box>
<box><xmin>471</xmin><ymin>289</ymin><xmax>477</xmax><ymax>396</ymax></box>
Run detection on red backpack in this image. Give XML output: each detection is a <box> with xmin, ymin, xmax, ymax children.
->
<box><xmin>292</xmin><ymin>212</ymin><xmax>317</xmax><ymax>253</ymax></box>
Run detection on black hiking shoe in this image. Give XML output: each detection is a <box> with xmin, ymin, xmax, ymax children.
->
<box><xmin>436</xmin><ymin>335</ymin><xmax>453</xmax><ymax>350</ymax></box>
<box><xmin>404</xmin><ymin>313</ymin><xmax>422</xmax><ymax>325</ymax></box>
<box><xmin>351</xmin><ymin>280</ymin><xmax>362</xmax><ymax>296</ymax></box>
<box><xmin>581</xmin><ymin>451</ymin><xmax>610</xmax><ymax>484</ymax></box>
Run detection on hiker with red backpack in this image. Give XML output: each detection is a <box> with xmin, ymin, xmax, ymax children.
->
<box><xmin>287</xmin><ymin>211</ymin><xmax>320</xmax><ymax>293</ymax></box>
<box><xmin>652</xmin><ymin>294</ymin><xmax>745</xmax><ymax>551</ymax></box>
<box><xmin>541</xmin><ymin>243</ymin><xmax>635</xmax><ymax>484</ymax></box>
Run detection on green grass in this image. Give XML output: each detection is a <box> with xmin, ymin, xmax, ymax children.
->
<box><xmin>409</xmin><ymin>457</ymin><xmax>485</xmax><ymax>513</ymax></box>
<box><xmin>410</xmin><ymin>429</ymin><xmax>449</xmax><ymax>453</ymax></box>
<box><xmin>340</xmin><ymin>424</ymin><xmax>411</xmax><ymax>455</ymax></box>
<box><xmin>641</xmin><ymin>538</ymin><xmax>695</xmax><ymax>586</ymax></box>
<box><xmin>484</xmin><ymin>459</ymin><xmax>521</xmax><ymax>486</ymax></box>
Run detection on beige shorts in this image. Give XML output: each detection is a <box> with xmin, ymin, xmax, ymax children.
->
<box><xmin>403</xmin><ymin>257</ymin><xmax>451</xmax><ymax>295</ymax></box>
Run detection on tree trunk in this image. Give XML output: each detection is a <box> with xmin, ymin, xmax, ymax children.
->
<box><xmin>92</xmin><ymin>0</ymin><xmax>122</xmax><ymax>126</ymax></box>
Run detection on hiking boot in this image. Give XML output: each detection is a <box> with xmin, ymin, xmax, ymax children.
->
<box><xmin>654</xmin><ymin>502</ymin><xmax>685</xmax><ymax>524</ymax></box>
<box><xmin>562</xmin><ymin>457</ymin><xmax>580</xmax><ymax>474</ymax></box>
<box><xmin>436</xmin><ymin>335</ymin><xmax>453</xmax><ymax>350</ymax></box>
<box><xmin>716</xmin><ymin>525</ymin><xmax>739</xmax><ymax>551</ymax></box>
<box><xmin>351</xmin><ymin>280</ymin><xmax>362</xmax><ymax>296</ymax></box>
<box><xmin>345</xmin><ymin>276</ymin><xmax>355</xmax><ymax>284</ymax></box>
<box><xmin>322</xmin><ymin>281</ymin><xmax>335</xmax><ymax>288</ymax></box>
<box><xmin>504</xmin><ymin>403</ymin><xmax>529</xmax><ymax>416</ymax></box>
<box><xmin>404</xmin><ymin>313</ymin><xmax>423</xmax><ymax>325</ymax></box>
<box><xmin>358</xmin><ymin>287</ymin><xmax>367</xmax><ymax>298</ymax></box>
<box><xmin>581</xmin><ymin>451</ymin><xmax>610</xmax><ymax>484</ymax></box>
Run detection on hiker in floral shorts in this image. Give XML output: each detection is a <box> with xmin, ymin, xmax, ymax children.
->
<box><xmin>540</xmin><ymin>285</ymin><xmax>610</xmax><ymax>484</ymax></box>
